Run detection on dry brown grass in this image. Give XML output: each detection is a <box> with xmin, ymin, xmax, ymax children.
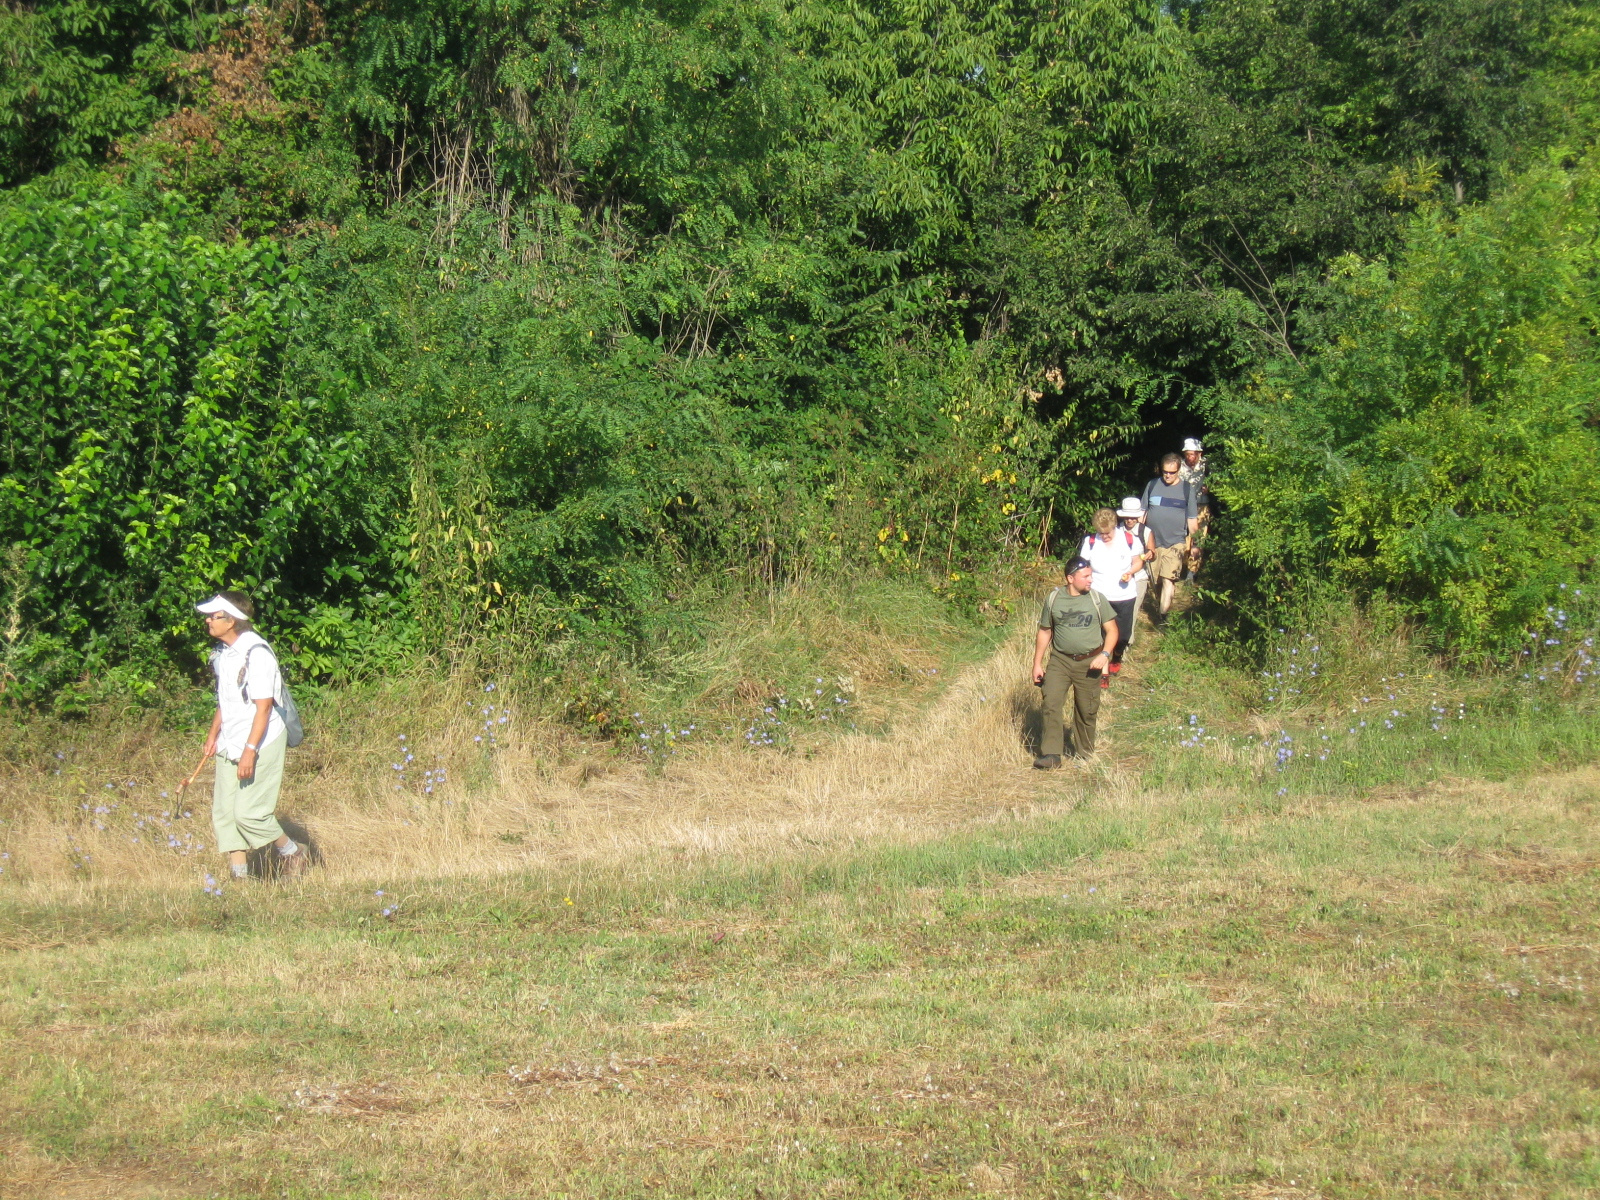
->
<box><xmin>0</xmin><ymin>600</ymin><xmax>1094</xmax><ymax>895</ymax></box>
<box><xmin>7</xmin><ymin>596</ymin><xmax>1598</xmax><ymax>1198</ymax></box>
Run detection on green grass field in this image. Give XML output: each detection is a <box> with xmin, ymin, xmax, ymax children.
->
<box><xmin>3</xmin><ymin>588</ymin><xmax>1599</xmax><ymax>1199</ymax></box>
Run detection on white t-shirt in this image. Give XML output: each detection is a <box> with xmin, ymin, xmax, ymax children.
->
<box><xmin>212</xmin><ymin>631</ymin><xmax>286</xmax><ymax>759</ymax></box>
<box><xmin>1123</xmin><ymin>521</ymin><xmax>1154</xmax><ymax>581</ymax></box>
<box><xmin>1080</xmin><ymin>532</ymin><xmax>1141</xmax><ymax>602</ymax></box>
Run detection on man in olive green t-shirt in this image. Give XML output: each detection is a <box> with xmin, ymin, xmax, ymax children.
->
<box><xmin>1031</xmin><ymin>555</ymin><xmax>1119</xmax><ymax>767</ymax></box>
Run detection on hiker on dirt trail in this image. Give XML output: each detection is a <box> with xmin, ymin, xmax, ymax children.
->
<box><xmin>1079</xmin><ymin>507</ymin><xmax>1142</xmax><ymax>684</ymax></box>
<box><xmin>1178</xmin><ymin>437</ymin><xmax>1209</xmax><ymax>501</ymax></box>
<box><xmin>1031</xmin><ymin>556</ymin><xmax>1119</xmax><ymax>768</ymax></box>
<box><xmin>197</xmin><ymin>592</ymin><xmax>307</xmax><ymax>881</ymax></box>
<box><xmin>1140</xmin><ymin>453</ymin><xmax>1197</xmax><ymax>618</ymax></box>
<box><xmin>1115</xmin><ymin>497</ymin><xmax>1155</xmax><ymax>649</ymax></box>
<box><xmin>1178</xmin><ymin>437</ymin><xmax>1211</xmax><ymax>578</ymax></box>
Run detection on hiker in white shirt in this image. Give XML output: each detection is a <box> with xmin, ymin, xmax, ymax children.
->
<box><xmin>197</xmin><ymin>592</ymin><xmax>306</xmax><ymax>880</ymax></box>
<box><xmin>1115</xmin><ymin>496</ymin><xmax>1156</xmax><ymax>646</ymax></box>
<box><xmin>1080</xmin><ymin>507</ymin><xmax>1143</xmax><ymax>684</ymax></box>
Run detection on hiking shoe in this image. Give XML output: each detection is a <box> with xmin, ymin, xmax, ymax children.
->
<box><xmin>278</xmin><ymin>846</ymin><xmax>309</xmax><ymax>880</ymax></box>
<box><xmin>1099</xmin><ymin>673</ymin><xmax>1111</xmax><ymax>688</ymax></box>
<box><xmin>1108</xmin><ymin>661</ymin><xmax>1122</xmax><ymax>675</ymax></box>
<box><xmin>1032</xmin><ymin>754</ymin><xmax>1062</xmax><ymax>770</ymax></box>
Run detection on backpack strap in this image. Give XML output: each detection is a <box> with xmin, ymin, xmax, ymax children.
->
<box><xmin>237</xmin><ymin>645</ymin><xmax>255</xmax><ymax>702</ymax></box>
<box><xmin>1143</xmin><ymin>480</ymin><xmax>1193</xmax><ymax>511</ymax></box>
<box><xmin>237</xmin><ymin>642</ymin><xmax>279</xmax><ymax>704</ymax></box>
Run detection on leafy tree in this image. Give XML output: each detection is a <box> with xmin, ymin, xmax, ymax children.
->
<box><xmin>1217</xmin><ymin>149</ymin><xmax>1600</xmax><ymax>653</ymax></box>
<box><xmin>113</xmin><ymin>3</ymin><xmax>360</xmax><ymax>238</ymax></box>
<box><xmin>0</xmin><ymin>187</ymin><xmax>365</xmax><ymax>697</ymax></box>
<box><xmin>0</xmin><ymin>1</ymin><xmax>221</xmax><ymax>187</ymax></box>
<box><xmin>0</xmin><ymin>0</ymin><xmax>1590</xmax><ymax>695</ymax></box>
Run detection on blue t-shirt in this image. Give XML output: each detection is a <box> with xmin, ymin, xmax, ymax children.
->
<box><xmin>1140</xmin><ymin>478</ymin><xmax>1196</xmax><ymax>547</ymax></box>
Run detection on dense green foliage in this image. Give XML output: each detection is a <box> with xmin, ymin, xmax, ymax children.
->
<box><xmin>0</xmin><ymin>0</ymin><xmax>1594</xmax><ymax>702</ymax></box>
<box><xmin>0</xmin><ymin>189</ymin><xmax>370</xmax><ymax>702</ymax></box>
<box><xmin>1219</xmin><ymin>152</ymin><xmax>1600</xmax><ymax>653</ymax></box>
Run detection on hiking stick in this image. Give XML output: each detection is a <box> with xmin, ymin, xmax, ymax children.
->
<box><xmin>174</xmin><ymin>751</ymin><xmax>212</xmax><ymax>801</ymax></box>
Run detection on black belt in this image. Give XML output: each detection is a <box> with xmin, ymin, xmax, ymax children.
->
<box><xmin>1060</xmin><ymin>650</ymin><xmax>1100</xmax><ymax>661</ymax></box>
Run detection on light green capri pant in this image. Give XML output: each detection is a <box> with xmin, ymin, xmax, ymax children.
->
<box><xmin>212</xmin><ymin>735</ymin><xmax>287</xmax><ymax>853</ymax></box>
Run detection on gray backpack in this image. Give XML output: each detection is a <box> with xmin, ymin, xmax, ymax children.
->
<box><xmin>239</xmin><ymin>642</ymin><xmax>305</xmax><ymax>748</ymax></box>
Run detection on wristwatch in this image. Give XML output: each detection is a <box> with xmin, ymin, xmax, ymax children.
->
<box><xmin>244</xmin><ymin>742</ymin><xmax>258</xmax><ymax>752</ymax></box>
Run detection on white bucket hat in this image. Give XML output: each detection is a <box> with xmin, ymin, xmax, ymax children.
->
<box><xmin>1115</xmin><ymin>496</ymin><xmax>1144</xmax><ymax>519</ymax></box>
<box><xmin>1182</xmin><ymin>437</ymin><xmax>1203</xmax><ymax>452</ymax></box>
<box><xmin>196</xmin><ymin>595</ymin><xmax>250</xmax><ymax>623</ymax></box>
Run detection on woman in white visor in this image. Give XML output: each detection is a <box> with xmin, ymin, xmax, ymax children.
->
<box><xmin>196</xmin><ymin>591</ymin><xmax>306</xmax><ymax>880</ymax></box>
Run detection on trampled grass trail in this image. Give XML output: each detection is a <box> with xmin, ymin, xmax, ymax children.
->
<box><xmin>0</xmin><ymin>605</ymin><xmax>1104</xmax><ymax>894</ymax></box>
<box><xmin>4</xmin><ymin>607</ymin><xmax>1600</xmax><ymax>1199</ymax></box>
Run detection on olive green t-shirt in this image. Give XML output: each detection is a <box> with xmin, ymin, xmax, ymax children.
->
<box><xmin>1038</xmin><ymin>587</ymin><xmax>1113</xmax><ymax>656</ymax></box>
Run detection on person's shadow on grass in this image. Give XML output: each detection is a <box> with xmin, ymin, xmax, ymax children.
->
<box><xmin>1014</xmin><ymin>686</ymin><xmax>1044</xmax><ymax>758</ymax></box>
<box><xmin>247</xmin><ymin>815</ymin><xmax>322</xmax><ymax>879</ymax></box>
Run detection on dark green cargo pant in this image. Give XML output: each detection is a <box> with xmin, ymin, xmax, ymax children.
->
<box><xmin>1040</xmin><ymin>649</ymin><xmax>1101</xmax><ymax>758</ymax></box>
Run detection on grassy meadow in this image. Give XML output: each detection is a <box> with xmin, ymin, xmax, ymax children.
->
<box><xmin>3</xmin><ymin>577</ymin><xmax>1600</xmax><ymax>1198</ymax></box>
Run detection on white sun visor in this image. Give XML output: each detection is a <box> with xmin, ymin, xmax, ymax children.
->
<box><xmin>195</xmin><ymin>595</ymin><xmax>250</xmax><ymax>623</ymax></box>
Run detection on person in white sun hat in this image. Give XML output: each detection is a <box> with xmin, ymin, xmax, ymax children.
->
<box><xmin>195</xmin><ymin>591</ymin><xmax>306</xmax><ymax>880</ymax></box>
<box><xmin>1179</xmin><ymin>437</ymin><xmax>1212</xmax><ymax>562</ymax></box>
<box><xmin>1115</xmin><ymin>496</ymin><xmax>1155</xmax><ymax>646</ymax></box>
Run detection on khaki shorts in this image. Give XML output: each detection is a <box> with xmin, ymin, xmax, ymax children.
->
<box><xmin>1151</xmin><ymin>544</ymin><xmax>1186</xmax><ymax>582</ymax></box>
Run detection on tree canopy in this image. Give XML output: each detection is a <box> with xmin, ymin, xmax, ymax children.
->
<box><xmin>0</xmin><ymin>0</ymin><xmax>1594</xmax><ymax>700</ymax></box>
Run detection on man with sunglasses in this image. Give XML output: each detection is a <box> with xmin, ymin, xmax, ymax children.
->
<box><xmin>1140</xmin><ymin>453</ymin><xmax>1198</xmax><ymax>617</ymax></box>
<box><xmin>196</xmin><ymin>591</ymin><xmax>306</xmax><ymax>880</ymax></box>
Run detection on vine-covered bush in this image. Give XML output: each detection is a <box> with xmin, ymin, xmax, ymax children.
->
<box><xmin>0</xmin><ymin>188</ymin><xmax>365</xmax><ymax>702</ymax></box>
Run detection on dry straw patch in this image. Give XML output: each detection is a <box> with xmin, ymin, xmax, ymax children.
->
<box><xmin>2</xmin><ymin>679</ymin><xmax>1599</xmax><ymax>1195</ymax></box>
<box><xmin>0</xmin><ymin>611</ymin><xmax>1096</xmax><ymax>896</ymax></box>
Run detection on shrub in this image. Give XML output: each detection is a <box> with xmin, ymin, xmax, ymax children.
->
<box><xmin>0</xmin><ymin>186</ymin><xmax>367</xmax><ymax>696</ymax></box>
<box><xmin>1217</xmin><ymin>149</ymin><xmax>1600</xmax><ymax>655</ymax></box>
